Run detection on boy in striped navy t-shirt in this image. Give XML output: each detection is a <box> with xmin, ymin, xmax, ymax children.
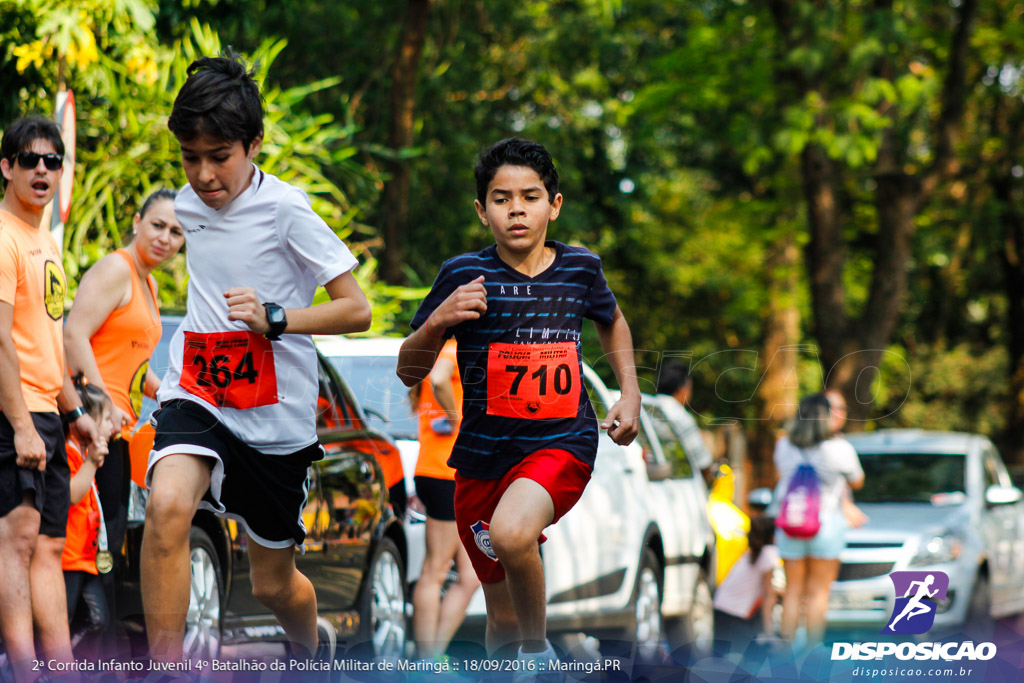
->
<box><xmin>397</xmin><ymin>137</ymin><xmax>641</xmax><ymax>668</ymax></box>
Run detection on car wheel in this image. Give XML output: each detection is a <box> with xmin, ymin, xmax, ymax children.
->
<box><xmin>184</xmin><ymin>527</ymin><xmax>222</xmax><ymax>661</ymax></box>
<box><xmin>605</xmin><ymin>548</ymin><xmax>664</xmax><ymax>662</ymax></box>
<box><xmin>358</xmin><ymin>537</ymin><xmax>407</xmax><ymax>658</ymax></box>
<box><xmin>965</xmin><ymin>572</ymin><xmax>992</xmax><ymax>640</ymax></box>
<box><xmin>668</xmin><ymin>568</ymin><xmax>714</xmax><ymax>659</ymax></box>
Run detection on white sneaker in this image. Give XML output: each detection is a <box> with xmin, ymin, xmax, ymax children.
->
<box><xmin>316</xmin><ymin>616</ymin><xmax>337</xmax><ymax>662</ymax></box>
<box><xmin>512</xmin><ymin>641</ymin><xmax>562</xmax><ymax>683</ymax></box>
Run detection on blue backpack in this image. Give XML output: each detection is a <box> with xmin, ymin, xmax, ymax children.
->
<box><xmin>776</xmin><ymin>452</ymin><xmax>822</xmax><ymax>539</ymax></box>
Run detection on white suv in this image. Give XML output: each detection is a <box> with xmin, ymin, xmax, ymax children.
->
<box><xmin>314</xmin><ymin>336</ymin><xmax>715</xmax><ymax>659</ymax></box>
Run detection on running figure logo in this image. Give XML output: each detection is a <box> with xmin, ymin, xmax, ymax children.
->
<box><xmin>884</xmin><ymin>571</ymin><xmax>949</xmax><ymax>634</ymax></box>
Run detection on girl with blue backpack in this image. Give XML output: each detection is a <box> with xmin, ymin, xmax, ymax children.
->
<box><xmin>771</xmin><ymin>392</ymin><xmax>864</xmax><ymax>648</ymax></box>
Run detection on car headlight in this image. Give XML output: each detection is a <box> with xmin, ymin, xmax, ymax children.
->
<box><xmin>909</xmin><ymin>532</ymin><xmax>962</xmax><ymax>566</ymax></box>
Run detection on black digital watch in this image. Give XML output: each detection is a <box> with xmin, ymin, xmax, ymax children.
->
<box><xmin>263</xmin><ymin>302</ymin><xmax>287</xmax><ymax>341</ymax></box>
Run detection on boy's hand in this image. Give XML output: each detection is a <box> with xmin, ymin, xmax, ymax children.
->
<box><xmin>602</xmin><ymin>393</ymin><xmax>641</xmax><ymax>446</ymax></box>
<box><xmin>423</xmin><ymin>276</ymin><xmax>487</xmax><ymax>337</ymax></box>
<box><xmin>224</xmin><ymin>287</ymin><xmax>269</xmax><ymax>334</ymax></box>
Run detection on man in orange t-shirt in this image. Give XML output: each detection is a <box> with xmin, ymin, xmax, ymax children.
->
<box><xmin>0</xmin><ymin>116</ymin><xmax>101</xmax><ymax>682</ymax></box>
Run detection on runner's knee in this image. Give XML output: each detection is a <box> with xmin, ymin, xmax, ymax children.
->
<box><xmin>488</xmin><ymin>520</ymin><xmax>535</xmax><ymax>560</ymax></box>
<box><xmin>144</xmin><ymin>486</ymin><xmax>198</xmax><ymax>537</ymax></box>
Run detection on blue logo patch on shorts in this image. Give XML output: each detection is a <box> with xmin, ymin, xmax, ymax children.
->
<box><xmin>471</xmin><ymin>520</ymin><xmax>499</xmax><ymax>562</ymax></box>
<box><xmin>884</xmin><ymin>571</ymin><xmax>950</xmax><ymax>635</ymax></box>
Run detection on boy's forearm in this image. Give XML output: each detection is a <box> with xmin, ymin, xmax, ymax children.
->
<box><xmin>283</xmin><ymin>296</ymin><xmax>372</xmax><ymax>335</ymax></box>
<box><xmin>397</xmin><ymin>325</ymin><xmax>446</xmax><ymax>387</ymax></box>
<box><xmin>596</xmin><ymin>308</ymin><xmax>641</xmax><ymax>398</ymax></box>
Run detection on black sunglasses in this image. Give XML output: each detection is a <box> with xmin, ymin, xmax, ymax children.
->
<box><xmin>13</xmin><ymin>151</ymin><xmax>63</xmax><ymax>171</ymax></box>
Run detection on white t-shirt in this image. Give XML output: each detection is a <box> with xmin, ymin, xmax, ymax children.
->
<box><xmin>713</xmin><ymin>544</ymin><xmax>780</xmax><ymax>619</ymax></box>
<box><xmin>771</xmin><ymin>436</ymin><xmax>863</xmax><ymax>517</ymax></box>
<box><xmin>158</xmin><ymin>166</ymin><xmax>358</xmax><ymax>453</ymax></box>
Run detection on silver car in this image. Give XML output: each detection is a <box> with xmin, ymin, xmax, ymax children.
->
<box><xmin>826</xmin><ymin>429</ymin><xmax>1024</xmax><ymax>634</ymax></box>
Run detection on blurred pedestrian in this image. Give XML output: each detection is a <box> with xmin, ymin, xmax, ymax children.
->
<box><xmin>656</xmin><ymin>362</ymin><xmax>714</xmax><ymax>485</ymax></box>
<box><xmin>62</xmin><ymin>374</ymin><xmax>119</xmax><ymax>659</ymax></box>
<box><xmin>0</xmin><ymin>115</ymin><xmax>101</xmax><ymax>682</ymax></box>
<box><xmin>712</xmin><ymin>516</ymin><xmax>779</xmax><ymax>657</ymax></box>
<box><xmin>772</xmin><ymin>392</ymin><xmax>863</xmax><ymax>648</ymax></box>
<box><xmin>63</xmin><ymin>187</ymin><xmax>183</xmax><ymax>655</ymax></box>
<box><xmin>825</xmin><ymin>389</ymin><xmax>869</xmax><ymax>529</ymax></box>
<box><xmin>410</xmin><ymin>339</ymin><xmax>481</xmax><ymax>660</ymax></box>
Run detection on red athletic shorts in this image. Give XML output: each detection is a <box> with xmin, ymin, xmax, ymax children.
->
<box><xmin>454</xmin><ymin>448</ymin><xmax>592</xmax><ymax>584</ymax></box>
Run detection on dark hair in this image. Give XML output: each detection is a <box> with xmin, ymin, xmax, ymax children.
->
<box><xmin>786</xmin><ymin>392</ymin><xmax>833</xmax><ymax>449</ymax></box>
<box><xmin>657</xmin><ymin>362</ymin><xmax>692</xmax><ymax>396</ymax></box>
<box><xmin>748</xmin><ymin>516</ymin><xmax>776</xmax><ymax>565</ymax></box>
<box><xmin>1</xmin><ymin>115</ymin><xmax>64</xmax><ymax>188</ymax></box>
<box><xmin>66</xmin><ymin>373</ymin><xmax>112</xmax><ymax>438</ymax></box>
<box><xmin>168</xmin><ymin>52</ymin><xmax>264</xmax><ymax>151</ymax></box>
<box><xmin>474</xmin><ymin>137</ymin><xmax>559</xmax><ymax>204</ymax></box>
<box><xmin>138</xmin><ymin>188</ymin><xmax>177</xmax><ymax>219</ymax></box>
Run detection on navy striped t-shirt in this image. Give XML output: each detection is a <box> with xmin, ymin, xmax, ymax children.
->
<box><xmin>410</xmin><ymin>241</ymin><xmax>617</xmax><ymax>479</ymax></box>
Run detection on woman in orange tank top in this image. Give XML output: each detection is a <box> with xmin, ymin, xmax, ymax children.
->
<box><xmin>65</xmin><ymin>190</ymin><xmax>184</xmax><ymax>430</ymax></box>
<box><xmin>63</xmin><ymin>189</ymin><xmax>184</xmax><ymax>628</ymax></box>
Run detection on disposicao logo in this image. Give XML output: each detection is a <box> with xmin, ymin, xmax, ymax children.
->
<box><xmin>885</xmin><ymin>570</ymin><xmax>949</xmax><ymax>635</ymax></box>
<box><xmin>831</xmin><ymin>569</ymin><xmax>996</xmax><ymax>662</ymax></box>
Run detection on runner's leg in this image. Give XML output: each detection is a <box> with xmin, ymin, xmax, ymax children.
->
<box><xmin>140</xmin><ymin>453</ymin><xmax>211</xmax><ymax>662</ymax></box>
<box><xmin>436</xmin><ymin>537</ymin><xmax>481</xmax><ymax>652</ymax></box>
<box><xmin>413</xmin><ymin>516</ymin><xmax>458</xmax><ymax>658</ymax></box>
<box><xmin>246</xmin><ymin>541</ymin><xmax>318</xmax><ymax>655</ymax></box>
<box><xmin>0</xmin><ymin>497</ymin><xmax>40</xmax><ymax>682</ymax></box>
<box><xmin>780</xmin><ymin>556</ymin><xmax>808</xmax><ymax>640</ymax></box>
<box><xmin>480</xmin><ymin>580</ymin><xmax>519</xmax><ymax>655</ymax></box>
<box><xmin>488</xmin><ymin>478</ymin><xmax>554</xmax><ymax>653</ymax></box>
<box><xmin>31</xmin><ymin>534</ymin><xmax>73</xmax><ymax>663</ymax></box>
<box><xmin>805</xmin><ymin>557</ymin><xmax>841</xmax><ymax>645</ymax></box>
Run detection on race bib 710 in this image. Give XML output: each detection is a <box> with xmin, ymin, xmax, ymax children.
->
<box><xmin>180</xmin><ymin>330</ymin><xmax>278</xmax><ymax>410</ymax></box>
<box><xmin>486</xmin><ymin>342</ymin><xmax>579</xmax><ymax>419</ymax></box>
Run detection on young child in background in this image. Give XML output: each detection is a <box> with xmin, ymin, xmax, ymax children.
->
<box><xmin>63</xmin><ymin>375</ymin><xmax>118</xmax><ymax>658</ymax></box>
<box><xmin>712</xmin><ymin>516</ymin><xmax>780</xmax><ymax>658</ymax></box>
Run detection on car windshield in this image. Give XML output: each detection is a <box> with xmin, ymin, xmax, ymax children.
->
<box><xmin>325</xmin><ymin>355</ymin><xmax>419</xmax><ymax>440</ymax></box>
<box><xmin>854</xmin><ymin>451</ymin><xmax>967</xmax><ymax>504</ymax></box>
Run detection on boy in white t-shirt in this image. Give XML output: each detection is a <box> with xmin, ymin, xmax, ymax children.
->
<box><xmin>139</xmin><ymin>54</ymin><xmax>371</xmax><ymax>664</ymax></box>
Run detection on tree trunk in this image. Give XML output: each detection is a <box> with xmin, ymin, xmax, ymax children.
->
<box><xmin>782</xmin><ymin>0</ymin><xmax>976</xmax><ymax>426</ymax></box>
<box><xmin>753</xmin><ymin>235</ymin><xmax>801</xmax><ymax>486</ymax></box>
<box><xmin>995</xmin><ymin>101</ymin><xmax>1024</xmax><ymax>462</ymax></box>
<box><xmin>380</xmin><ymin>0</ymin><xmax>433</xmax><ymax>285</ymax></box>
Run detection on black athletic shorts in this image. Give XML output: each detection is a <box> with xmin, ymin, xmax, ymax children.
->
<box><xmin>0</xmin><ymin>411</ymin><xmax>70</xmax><ymax>537</ymax></box>
<box><xmin>149</xmin><ymin>399</ymin><xmax>323</xmax><ymax>548</ymax></box>
<box><xmin>414</xmin><ymin>475</ymin><xmax>456</xmax><ymax>522</ymax></box>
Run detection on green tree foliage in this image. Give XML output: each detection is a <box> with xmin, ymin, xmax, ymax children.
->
<box><xmin>5</xmin><ymin>0</ymin><xmax>1023</xmax><ymax>461</ymax></box>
